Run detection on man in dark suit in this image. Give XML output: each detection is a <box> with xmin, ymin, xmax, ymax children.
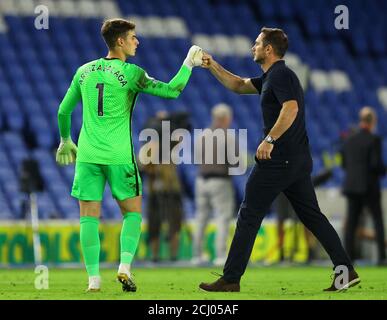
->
<box><xmin>198</xmin><ymin>27</ymin><xmax>359</xmax><ymax>292</ymax></box>
<box><xmin>342</xmin><ymin>106</ymin><xmax>386</xmax><ymax>265</ymax></box>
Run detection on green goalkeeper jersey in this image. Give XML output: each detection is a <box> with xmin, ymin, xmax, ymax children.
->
<box><xmin>58</xmin><ymin>58</ymin><xmax>191</xmax><ymax>165</ymax></box>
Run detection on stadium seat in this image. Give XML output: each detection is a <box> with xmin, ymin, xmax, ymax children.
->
<box><xmin>0</xmin><ymin>0</ymin><xmax>386</xmax><ymax>219</ymax></box>
<box><xmin>0</xmin><ymin>189</ymin><xmax>13</xmax><ymax>219</ymax></box>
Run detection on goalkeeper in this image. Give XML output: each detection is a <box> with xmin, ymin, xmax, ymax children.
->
<box><xmin>56</xmin><ymin>18</ymin><xmax>203</xmax><ymax>292</ymax></box>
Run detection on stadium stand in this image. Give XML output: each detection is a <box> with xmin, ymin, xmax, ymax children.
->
<box><xmin>0</xmin><ymin>0</ymin><xmax>386</xmax><ymax>220</ymax></box>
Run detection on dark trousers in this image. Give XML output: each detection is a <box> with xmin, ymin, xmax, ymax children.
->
<box><xmin>344</xmin><ymin>194</ymin><xmax>386</xmax><ymax>262</ymax></box>
<box><xmin>223</xmin><ymin>154</ymin><xmax>353</xmax><ymax>283</ymax></box>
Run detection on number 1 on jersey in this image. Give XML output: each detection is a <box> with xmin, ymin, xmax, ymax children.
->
<box><xmin>96</xmin><ymin>83</ymin><xmax>104</xmax><ymax>116</ymax></box>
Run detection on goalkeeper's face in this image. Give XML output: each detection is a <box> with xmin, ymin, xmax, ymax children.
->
<box><xmin>120</xmin><ymin>30</ymin><xmax>139</xmax><ymax>57</ymax></box>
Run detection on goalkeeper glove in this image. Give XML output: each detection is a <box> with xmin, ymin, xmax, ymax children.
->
<box><xmin>183</xmin><ymin>45</ymin><xmax>203</xmax><ymax>70</ymax></box>
<box><xmin>56</xmin><ymin>137</ymin><xmax>77</xmax><ymax>166</ymax></box>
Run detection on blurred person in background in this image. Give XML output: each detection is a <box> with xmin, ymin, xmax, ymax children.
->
<box><xmin>341</xmin><ymin>106</ymin><xmax>387</xmax><ymax>265</ymax></box>
<box><xmin>275</xmin><ymin>192</ymin><xmax>303</xmax><ymax>263</ymax></box>
<box><xmin>192</xmin><ymin>103</ymin><xmax>236</xmax><ymax>266</ymax></box>
<box><xmin>275</xmin><ymin>168</ymin><xmax>333</xmax><ymax>264</ymax></box>
<box><xmin>141</xmin><ymin>111</ymin><xmax>184</xmax><ymax>263</ymax></box>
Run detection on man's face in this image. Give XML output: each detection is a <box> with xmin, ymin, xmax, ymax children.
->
<box><xmin>359</xmin><ymin>108</ymin><xmax>377</xmax><ymax>131</ymax></box>
<box><xmin>252</xmin><ymin>33</ymin><xmax>267</xmax><ymax>64</ymax></box>
<box><xmin>215</xmin><ymin>115</ymin><xmax>232</xmax><ymax>129</ymax></box>
<box><xmin>223</xmin><ymin>116</ymin><xmax>232</xmax><ymax>128</ymax></box>
<box><xmin>119</xmin><ymin>30</ymin><xmax>139</xmax><ymax>57</ymax></box>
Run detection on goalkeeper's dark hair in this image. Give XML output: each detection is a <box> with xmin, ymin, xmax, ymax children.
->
<box><xmin>260</xmin><ymin>27</ymin><xmax>288</xmax><ymax>58</ymax></box>
<box><xmin>101</xmin><ymin>19</ymin><xmax>136</xmax><ymax>49</ymax></box>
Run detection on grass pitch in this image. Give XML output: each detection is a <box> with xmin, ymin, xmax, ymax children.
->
<box><xmin>0</xmin><ymin>266</ymin><xmax>386</xmax><ymax>300</ymax></box>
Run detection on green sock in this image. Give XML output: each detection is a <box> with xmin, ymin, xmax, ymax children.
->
<box><xmin>80</xmin><ymin>216</ymin><xmax>100</xmax><ymax>277</ymax></box>
<box><xmin>120</xmin><ymin>212</ymin><xmax>142</xmax><ymax>265</ymax></box>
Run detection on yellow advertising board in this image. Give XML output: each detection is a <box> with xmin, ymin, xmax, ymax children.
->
<box><xmin>0</xmin><ymin>220</ymin><xmax>308</xmax><ymax>265</ymax></box>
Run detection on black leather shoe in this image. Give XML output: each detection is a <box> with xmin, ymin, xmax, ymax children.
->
<box><xmin>199</xmin><ymin>277</ymin><xmax>240</xmax><ymax>292</ymax></box>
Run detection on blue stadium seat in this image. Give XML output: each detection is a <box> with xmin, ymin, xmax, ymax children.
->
<box><xmin>2</xmin><ymin>132</ymin><xmax>26</xmax><ymax>150</ymax></box>
<box><xmin>35</xmin><ymin>192</ymin><xmax>60</xmax><ymax>219</ymax></box>
<box><xmin>0</xmin><ymin>189</ymin><xmax>13</xmax><ymax>219</ymax></box>
<box><xmin>0</xmin><ymin>0</ymin><xmax>386</xmax><ymax>219</ymax></box>
<box><xmin>56</xmin><ymin>195</ymin><xmax>79</xmax><ymax>218</ymax></box>
<box><xmin>102</xmin><ymin>192</ymin><xmax>120</xmax><ymax>219</ymax></box>
<box><xmin>59</xmin><ymin>165</ymin><xmax>75</xmax><ymax>185</ymax></box>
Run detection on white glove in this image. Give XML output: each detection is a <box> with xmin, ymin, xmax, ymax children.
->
<box><xmin>183</xmin><ymin>45</ymin><xmax>203</xmax><ymax>70</ymax></box>
<box><xmin>56</xmin><ymin>137</ymin><xmax>77</xmax><ymax>166</ymax></box>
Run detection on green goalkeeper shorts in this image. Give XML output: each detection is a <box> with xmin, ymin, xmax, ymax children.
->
<box><xmin>71</xmin><ymin>162</ymin><xmax>142</xmax><ymax>201</ymax></box>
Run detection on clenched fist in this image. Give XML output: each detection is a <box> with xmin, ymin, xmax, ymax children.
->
<box><xmin>183</xmin><ymin>45</ymin><xmax>204</xmax><ymax>69</ymax></box>
<box><xmin>201</xmin><ymin>52</ymin><xmax>213</xmax><ymax>69</ymax></box>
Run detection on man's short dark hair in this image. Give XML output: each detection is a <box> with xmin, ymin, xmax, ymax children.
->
<box><xmin>260</xmin><ymin>27</ymin><xmax>288</xmax><ymax>58</ymax></box>
<box><xmin>101</xmin><ymin>18</ymin><xmax>135</xmax><ymax>49</ymax></box>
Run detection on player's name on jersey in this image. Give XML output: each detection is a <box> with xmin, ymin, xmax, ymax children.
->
<box><xmin>79</xmin><ymin>64</ymin><xmax>128</xmax><ymax>87</ymax></box>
